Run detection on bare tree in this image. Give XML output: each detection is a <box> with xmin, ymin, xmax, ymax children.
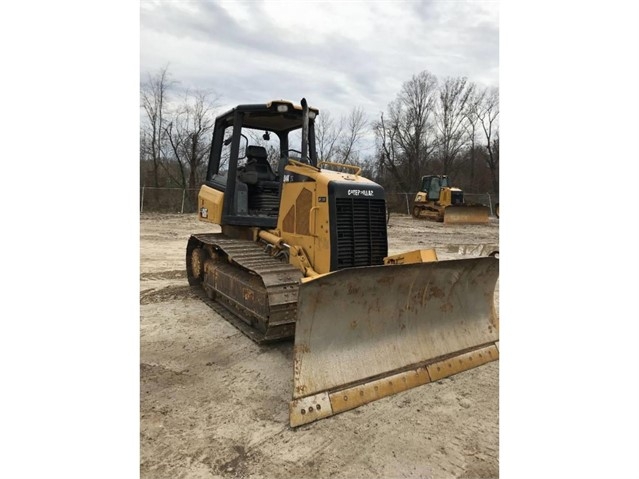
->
<box><xmin>375</xmin><ymin>111</ymin><xmax>411</xmax><ymax>191</ymax></box>
<box><xmin>337</xmin><ymin>107</ymin><xmax>368</xmax><ymax>164</ymax></box>
<box><xmin>374</xmin><ymin>70</ymin><xmax>439</xmax><ymax>191</ymax></box>
<box><xmin>140</xmin><ymin>65</ymin><xmax>173</xmax><ymax>187</ymax></box>
<box><xmin>435</xmin><ymin>77</ymin><xmax>474</xmax><ymax>175</ymax></box>
<box><xmin>462</xmin><ymin>84</ymin><xmax>482</xmax><ymax>189</ymax></box>
<box><xmin>315</xmin><ymin>107</ymin><xmax>368</xmax><ymax>165</ymax></box>
<box><xmin>165</xmin><ymin>121</ymin><xmax>188</xmax><ymax>189</ymax></box>
<box><xmin>165</xmin><ymin>90</ymin><xmax>219</xmax><ymax>206</ymax></box>
<box><xmin>315</xmin><ymin>110</ymin><xmax>341</xmax><ymax>162</ymax></box>
<box><xmin>184</xmin><ymin>91</ymin><xmax>218</xmax><ymax>190</ymax></box>
<box><xmin>475</xmin><ymin>86</ymin><xmax>499</xmax><ymax>193</ymax></box>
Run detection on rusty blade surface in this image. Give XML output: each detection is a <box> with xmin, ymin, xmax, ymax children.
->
<box><xmin>292</xmin><ymin>257</ymin><xmax>499</xmax><ymax>400</ymax></box>
<box><xmin>443</xmin><ymin>206</ymin><xmax>490</xmax><ymax>224</ymax></box>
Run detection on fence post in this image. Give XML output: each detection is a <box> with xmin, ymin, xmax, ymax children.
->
<box><xmin>181</xmin><ymin>188</ymin><xmax>186</xmax><ymax>214</ymax></box>
<box><xmin>486</xmin><ymin>193</ymin><xmax>493</xmax><ymax>217</ymax></box>
<box><xmin>140</xmin><ymin>186</ymin><xmax>145</xmax><ymax>213</ymax></box>
<box><xmin>405</xmin><ymin>193</ymin><xmax>410</xmax><ymax>215</ymax></box>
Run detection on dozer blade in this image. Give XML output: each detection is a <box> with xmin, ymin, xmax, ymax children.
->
<box><xmin>290</xmin><ymin>257</ymin><xmax>499</xmax><ymax>427</ymax></box>
<box><xmin>443</xmin><ymin>205</ymin><xmax>490</xmax><ymax>224</ymax></box>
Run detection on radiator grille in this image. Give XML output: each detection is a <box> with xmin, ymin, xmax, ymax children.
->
<box><xmin>334</xmin><ymin>198</ymin><xmax>388</xmax><ymax>269</ymax></box>
<box><xmin>451</xmin><ymin>191</ymin><xmax>464</xmax><ymax>205</ymax></box>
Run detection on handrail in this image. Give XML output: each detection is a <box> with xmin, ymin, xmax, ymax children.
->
<box><xmin>287</xmin><ymin>158</ymin><xmax>321</xmax><ymax>172</ymax></box>
<box><xmin>318</xmin><ymin>161</ymin><xmax>361</xmax><ymax>176</ymax></box>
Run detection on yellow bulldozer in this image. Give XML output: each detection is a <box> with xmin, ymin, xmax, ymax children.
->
<box><xmin>412</xmin><ymin>175</ymin><xmax>490</xmax><ymax>224</ymax></box>
<box><xmin>186</xmin><ymin>99</ymin><xmax>499</xmax><ymax>427</ymax></box>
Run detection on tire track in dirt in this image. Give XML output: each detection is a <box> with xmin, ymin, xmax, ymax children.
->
<box><xmin>140</xmin><ymin>285</ymin><xmax>195</xmax><ymax>304</ymax></box>
<box><xmin>141</xmin><ymin>363</ymin><xmax>194</xmax><ymax>388</ymax></box>
<box><xmin>140</xmin><ymin>270</ymin><xmax>186</xmax><ymax>281</ymax></box>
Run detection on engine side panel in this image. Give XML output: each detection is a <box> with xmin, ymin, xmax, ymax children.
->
<box><xmin>198</xmin><ymin>184</ymin><xmax>224</xmax><ymax>225</ymax></box>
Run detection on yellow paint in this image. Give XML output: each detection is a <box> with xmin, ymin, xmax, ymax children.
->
<box><xmin>265</xmin><ymin>99</ymin><xmax>319</xmax><ymax>114</ymax></box>
<box><xmin>414</xmin><ymin>192</ymin><xmax>427</xmax><ymax>203</ymax></box>
<box><xmin>427</xmin><ymin>344</ymin><xmax>499</xmax><ymax>381</ymax></box>
<box><xmin>384</xmin><ymin>249</ymin><xmax>438</xmax><ymax>265</ymax></box>
<box><xmin>329</xmin><ymin>367</ymin><xmax>431</xmax><ymax>415</ymax></box>
<box><xmin>276</xmin><ymin>161</ymin><xmax>382</xmax><ymax>275</ymax></box>
<box><xmin>413</xmin><ymin>186</ymin><xmax>461</xmax><ymax>210</ymax></box>
<box><xmin>197</xmin><ymin>185</ymin><xmax>224</xmax><ymax>225</ymax></box>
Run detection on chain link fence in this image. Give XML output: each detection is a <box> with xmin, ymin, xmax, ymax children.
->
<box><xmin>140</xmin><ymin>187</ymin><xmax>200</xmax><ymax>214</ymax></box>
<box><xmin>140</xmin><ymin>187</ymin><xmax>499</xmax><ymax>217</ymax></box>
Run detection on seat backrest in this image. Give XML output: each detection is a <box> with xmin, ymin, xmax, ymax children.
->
<box><xmin>245</xmin><ymin>145</ymin><xmax>277</xmax><ymax>182</ymax></box>
<box><xmin>428</xmin><ymin>177</ymin><xmax>441</xmax><ymax>201</ymax></box>
<box><xmin>246</xmin><ymin>145</ymin><xmax>268</xmax><ymax>161</ymax></box>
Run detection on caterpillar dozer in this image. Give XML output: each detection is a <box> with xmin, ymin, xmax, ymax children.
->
<box><xmin>186</xmin><ymin>99</ymin><xmax>499</xmax><ymax>427</ymax></box>
<box><xmin>412</xmin><ymin>175</ymin><xmax>490</xmax><ymax>224</ymax></box>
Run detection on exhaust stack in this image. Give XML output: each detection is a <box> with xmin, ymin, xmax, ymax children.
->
<box><xmin>301</xmin><ymin>98</ymin><xmax>309</xmax><ymax>162</ymax></box>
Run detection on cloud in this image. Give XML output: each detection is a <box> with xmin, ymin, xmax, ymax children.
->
<box><xmin>141</xmin><ymin>0</ymin><xmax>498</xmax><ymax>134</ymax></box>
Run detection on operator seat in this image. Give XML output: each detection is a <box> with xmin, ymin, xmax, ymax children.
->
<box><xmin>238</xmin><ymin>145</ymin><xmax>280</xmax><ymax>215</ymax></box>
<box><xmin>428</xmin><ymin>177</ymin><xmax>441</xmax><ymax>201</ymax></box>
<box><xmin>241</xmin><ymin>146</ymin><xmax>278</xmax><ymax>186</ymax></box>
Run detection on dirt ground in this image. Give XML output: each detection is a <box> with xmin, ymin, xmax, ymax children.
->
<box><xmin>140</xmin><ymin>213</ymin><xmax>499</xmax><ymax>479</ymax></box>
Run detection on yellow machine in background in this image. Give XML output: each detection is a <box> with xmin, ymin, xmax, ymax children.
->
<box><xmin>412</xmin><ymin>175</ymin><xmax>490</xmax><ymax>224</ymax></box>
<box><xmin>186</xmin><ymin>99</ymin><xmax>499</xmax><ymax>426</ymax></box>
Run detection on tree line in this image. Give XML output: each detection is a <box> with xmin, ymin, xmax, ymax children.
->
<box><xmin>140</xmin><ymin>66</ymin><xmax>499</xmax><ymax>210</ymax></box>
<box><xmin>373</xmin><ymin>71</ymin><xmax>499</xmax><ymax>196</ymax></box>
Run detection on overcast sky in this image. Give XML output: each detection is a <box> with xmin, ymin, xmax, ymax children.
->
<box><xmin>140</xmin><ymin>0</ymin><xmax>498</xmax><ymax>124</ymax></box>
